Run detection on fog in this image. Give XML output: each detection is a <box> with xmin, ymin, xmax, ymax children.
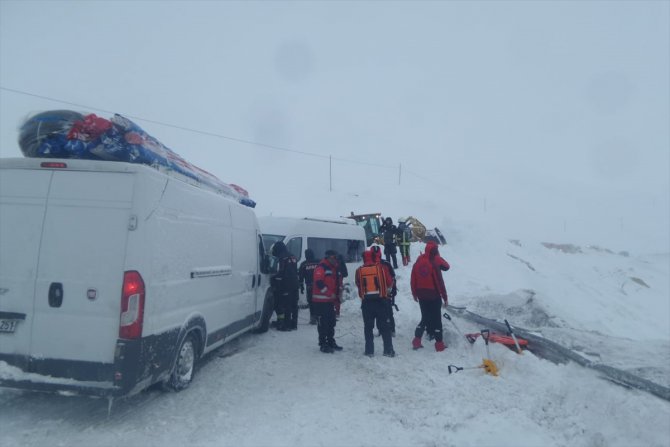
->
<box><xmin>1</xmin><ymin>0</ymin><xmax>668</xmax><ymax>252</ymax></box>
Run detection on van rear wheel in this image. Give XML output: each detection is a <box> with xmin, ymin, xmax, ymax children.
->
<box><xmin>166</xmin><ymin>333</ymin><xmax>197</xmax><ymax>391</ymax></box>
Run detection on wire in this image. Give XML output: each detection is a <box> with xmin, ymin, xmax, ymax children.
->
<box><xmin>0</xmin><ymin>86</ymin><xmax>397</xmax><ymax>169</ymax></box>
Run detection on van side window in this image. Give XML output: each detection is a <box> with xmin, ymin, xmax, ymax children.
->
<box><xmin>286</xmin><ymin>237</ymin><xmax>302</xmax><ymax>260</ymax></box>
<box><xmin>259</xmin><ymin>235</ymin><xmax>271</xmax><ymax>274</ymax></box>
<box><xmin>262</xmin><ymin>234</ymin><xmax>285</xmax><ymax>255</ymax></box>
<box><xmin>307</xmin><ymin>237</ymin><xmax>364</xmax><ymax>263</ymax></box>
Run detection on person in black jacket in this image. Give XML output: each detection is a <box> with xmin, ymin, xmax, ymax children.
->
<box><xmin>298</xmin><ymin>248</ymin><xmax>319</xmax><ymax>325</ymax></box>
<box><xmin>270</xmin><ymin>241</ymin><xmax>300</xmax><ymax>331</ymax></box>
<box><xmin>380</xmin><ymin>217</ymin><xmax>399</xmax><ymax>269</ymax></box>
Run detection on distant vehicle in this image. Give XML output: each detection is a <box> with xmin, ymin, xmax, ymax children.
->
<box><xmin>0</xmin><ymin>157</ymin><xmax>273</xmax><ymax>398</ymax></box>
<box><xmin>346</xmin><ymin>212</ymin><xmax>383</xmax><ymax>246</ymax></box>
<box><xmin>258</xmin><ymin>216</ymin><xmax>366</xmax><ymax>303</ymax></box>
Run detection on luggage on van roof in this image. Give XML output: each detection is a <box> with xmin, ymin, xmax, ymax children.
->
<box><xmin>18</xmin><ymin>110</ymin><xmax>256</xmax><ymax>208</ymax></box>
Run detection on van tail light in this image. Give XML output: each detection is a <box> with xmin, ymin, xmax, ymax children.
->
<box><xmin>119</xmin><ymin>270</ymin><xmax>145</xmax><ymax>339</ymax></box>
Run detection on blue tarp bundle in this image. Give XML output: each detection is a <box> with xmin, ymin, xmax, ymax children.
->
<box><xmin>18</xmin><ymin>110</ymin><xmax>256</xmax><ymax>208</ymax></box>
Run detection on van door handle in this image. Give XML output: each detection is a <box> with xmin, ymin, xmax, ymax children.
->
<box><xmin>257</xmin><ymin>274</ymin><xmax>261</xmax><ymax>287</ymax></box>
<box><xmin>252</xmin><ymin>275</ymin><xmax>256</xmax><ymax>288</ymax></box>
<box><xmin>48</xmin><ymin>282</ymin><xmax>63</xmax><ymax>308</ymax></box>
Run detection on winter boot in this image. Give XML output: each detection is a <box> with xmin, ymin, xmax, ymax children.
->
<box><xmin>435</xmin><ymin>340</ymin><xmax>446</xmax><ymax>352</ymax></box>
<box><xmin>328</xmin><ymin>339</ymin><xmax>343</xmax><ymax>351</ymax></box>
<box><xmin>412</xmin><ymin>337</ymin><xmax>424</xmax><ymax>350</ymax></box>
<box><xmin>320</xmin><ymin>344</ymin><xmax>334</xmax><ymax>353</ymax></box>
<box><xmin>309</xmin><ymin>315</ymin><xmax>317</xmax><ymax>325</ymax></box>
<box><xmin>383</xmin><ymin>350</ymin><xmax>396</xmax><ymax>358</ymax></box>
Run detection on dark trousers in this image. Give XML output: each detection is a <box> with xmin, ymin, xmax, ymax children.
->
<box><xmin>306</xmin><ymin>286</ymin><xmax>314</xmax><ymax>317</ymax></box>
<box><xmin>313</xmin><ymin>301</ymin><xmax>336</xmax><ymax>346</ymax></box>
<box><xmin>285</xmin><ymin>289</ymin><xmax>299</xmax><ymax>329</ymax></box>
<box><xmin>387</xmin><ymin>299</ymin><xmax>396</xmax><ymax>334</ymax></box>
<box><xmin>362</xmin><ymin>299</ymin><xmax>393</xmax><ymax>354</ymax></box>
<box><xmin>276</xmin><ymin>290</ymin><xmax>299</xmax><ymax>329</ymax></box>
<box><xmin>385</xmin><ymin>252</ymin><xmax>398</xmax><ymax>269</ymax></box>
<box><xmin>415</xmin><ymin>299</ymin><xmax>443</xmax><ymax>342</ymax></box>
<box><xmin>274</xmin><ymin>291</ymin><xmax>288</xmax><ymax>327</ymax></box>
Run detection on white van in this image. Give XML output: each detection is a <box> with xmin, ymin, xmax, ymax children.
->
<box><xmin>258</xmin><ymin>216</ymin><xmax>366</xmax><ymax>302</ymax></box>
<box><xmin>0</xmin><ymin>158</ymin><xmax>273</xmax><ymax>397</ymax></box>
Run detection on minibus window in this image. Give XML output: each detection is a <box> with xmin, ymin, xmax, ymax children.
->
<box><xmin>307</xmin><ymin>237</ymin><xmax>364</xmax><ymax>263</ymax></box>
<box><xmin>286</xmin><ymin>237</ymin><xmax>302</xmax><ymax>260</ymax></box>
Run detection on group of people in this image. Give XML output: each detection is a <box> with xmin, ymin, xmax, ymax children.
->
<box><xmin>379</xmin><ymin>217</ymin><xmax>413</xmax><ymax>268</ymax></box>
<box><xmin>270</xmin><ymin>229</ymin><xmax>450</xmax><ymax>356</ymax></box>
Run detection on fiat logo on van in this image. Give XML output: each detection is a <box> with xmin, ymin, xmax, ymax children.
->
<box><xmin>87</xmin><ymin>288</ymin><xmax>97</xmax><ymax>300</ymax></box>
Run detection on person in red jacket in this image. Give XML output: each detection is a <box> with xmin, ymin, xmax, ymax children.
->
<box><xmin>312</xmin><ymin>250</ymin><xmax>343</xmax><ymax>353</ymax></box>
<box><xmin>410</xmin><ymin>241</ymin><xmax>450</xmax><ymax>351</ymax></box>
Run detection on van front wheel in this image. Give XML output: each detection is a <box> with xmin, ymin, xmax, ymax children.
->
<box><xmin>166</xmin><ymin>333</ymin><xmax>197</xmax><ymax>391</ymax></box>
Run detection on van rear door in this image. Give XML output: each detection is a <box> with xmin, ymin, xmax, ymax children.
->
<box><xmin>29</xmin><ymin>169</ymin><xmax>134</xmax><ymax>364</ymax></box>
<box><xmin>0</xmin><ymin>168</ymin><xmax>51</xmax><ymax>357</ymax></box>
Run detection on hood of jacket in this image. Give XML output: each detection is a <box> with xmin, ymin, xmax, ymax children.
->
<box><xmin>271</xmin><ymin>241</ymin><xmax>287</xmax><ymax>257</ymax></box>
<box><xmin>426</xmin><ymin>241</ymin><xmax>439</xmax><ymax>258</ymax></box>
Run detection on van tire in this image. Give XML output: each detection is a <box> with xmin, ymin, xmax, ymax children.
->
<box><xmin>254</xmin><ymin>292</ymin><xmax>274</xmax><ymax>334</ymax></box>
<box><xmin>165</xmin><ymin>333</ymin><xmax>198</xmax><ymax>391</ymax></box>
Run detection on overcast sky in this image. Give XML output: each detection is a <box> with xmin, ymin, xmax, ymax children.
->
<box><xmin>1</xmin><ymin>1</ymin><xmax>668</xmax><ymax>250</ymax></box>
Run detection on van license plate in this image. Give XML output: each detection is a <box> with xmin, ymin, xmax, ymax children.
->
<box><xmin>0</xmin><ymin>319</ymin><xmax>18</xmax><ymax>333</ymax></box>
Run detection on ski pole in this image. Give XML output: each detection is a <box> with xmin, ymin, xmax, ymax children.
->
<box><xmin>443</xmin><ymin>312</ymin><xmax>474</xmax><ymax>345</ymax></box>
<box><xmin>504</xmin><ymin>319</ymin><xmax>523</xmax><ymax>354</ymax></box>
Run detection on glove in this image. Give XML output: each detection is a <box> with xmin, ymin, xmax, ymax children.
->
<box><xmin>300</xmin><ymin>286</ymin><xmax>305</xmax><ymax>294</ymax></box>
<box><xmin>391</xmin><ymin>286</ymin><xmax>397</xmax><ymax>298</ymax></box>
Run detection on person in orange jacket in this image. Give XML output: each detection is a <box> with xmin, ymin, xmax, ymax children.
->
<box><xmin>371</xmin><ymin>245</ymin><xmax>397</xmax><ymax>336</ymax></box>
<box><xmin>355</xmin><ymin>249</ymin><xmax>395</xmax><ymax>357</ymax></box>
<box><xmin>410</xmin><ymin>241</ymin><xmax>450</xmax><ymax>351</ymax></box>
<box><xmin>312</xmin><ymin>250</ymin><xmax>344</xmax><ymax>353</ymax></box>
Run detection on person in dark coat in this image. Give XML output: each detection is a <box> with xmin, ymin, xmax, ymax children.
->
<box><xmin>270</xmin><ymin>241</ymin><xmax>300</xmax><ymax>331</ymax></box>
<box><xmin>380</xmin><ymin>217</ymin><xmax>399</xmax><ymax>269</ymax></box>
<box><xmin>298</xmin><ymin>248</ymin><xmax>319</xmax><ymax>325</ymax></box>
<box><xmin>312</xmin><ymin>250</ymin><xmax>343</xmax><ymax>353</ymax></box>
<box><xmin>410</xmin><ymin>241</ymin><xmax>450</xmax><ymax>351</ymax></box>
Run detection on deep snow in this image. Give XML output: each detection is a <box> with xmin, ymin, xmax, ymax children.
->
<box><xmin>1</xmin><ymin>200</ymin><xmax>668</xmax><ymax>447</ymax></box>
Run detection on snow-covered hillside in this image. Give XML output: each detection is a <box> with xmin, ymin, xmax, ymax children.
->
<box><xmin>1</xmin><ymin>198</ymin><xmax>668</xmax><ymax>447</ymax></box>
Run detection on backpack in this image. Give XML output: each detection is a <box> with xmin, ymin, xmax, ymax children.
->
<box><xmin>356</xmin><ymin>264</ymin><xmax>388</xmax><ymax>298</ymax></box>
